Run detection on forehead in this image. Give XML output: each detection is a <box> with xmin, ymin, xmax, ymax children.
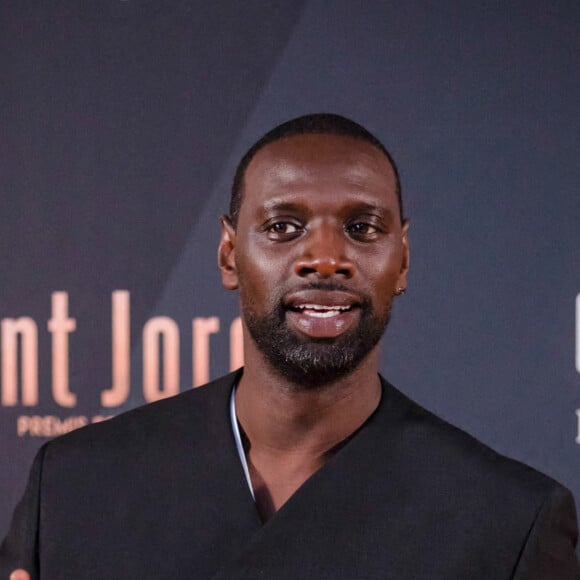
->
<box><xmin>242</xmin><ymin>133</ymin><xmax>398</xmax><ymax>210</ymax></box>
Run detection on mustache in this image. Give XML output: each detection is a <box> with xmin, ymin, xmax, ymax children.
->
<box><xmin>291</xmin><ymin>281</ymin><xmax>353</xmax><ymax>293</ymax></box>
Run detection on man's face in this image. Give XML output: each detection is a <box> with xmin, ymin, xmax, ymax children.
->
<box><xmin>219</xmin><ymin>133</ymin><xmax>409</xmax><ymax>387</ymax></box>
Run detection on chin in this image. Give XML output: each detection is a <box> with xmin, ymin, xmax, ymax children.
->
<box><xmin>244</xmin><ymin>300</ymin><xmax>391</xmax><ymax>389</ymax></box>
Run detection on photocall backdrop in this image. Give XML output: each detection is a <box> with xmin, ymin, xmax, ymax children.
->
<box><xmin>1</xmin><ymin>0</ymin><xmax>579</xmax><ymax>540</ymax></box>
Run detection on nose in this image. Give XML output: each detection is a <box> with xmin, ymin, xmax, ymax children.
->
<box><xmin>294</xmin><ymin>224</ymin><xmax>355</xmax><ymax>279</ymax></box>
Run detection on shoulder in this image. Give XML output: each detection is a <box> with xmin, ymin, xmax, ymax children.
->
<box><xmin>377</xmin><ymin>376</ymin><xmax>570</xmax><ymax>507</ymax></box>
<box><xmin>43</xmin><ymin>370</ymin><xmax>240</xmax><ymax>463</ymax></box>
<box><xmin>374</xmin><ymin>377</ymin><xmax>578</xmax><ymax>572</ymax></box>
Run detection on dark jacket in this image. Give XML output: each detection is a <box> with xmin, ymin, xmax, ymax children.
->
<box><xmin>1</xmin><ymin>370</ymin><xmax>578</xmax><ymax>578</ymax></box>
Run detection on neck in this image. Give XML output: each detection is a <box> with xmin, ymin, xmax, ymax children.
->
<box><xmin>235</xmin><ymin>344</ymin><xmax>382</xmax><ymax>455</ymax></box>
<box><xmin>234</xmin><ymin>341</ymin><xmax>382</xmax><ymax>521</ymax></box>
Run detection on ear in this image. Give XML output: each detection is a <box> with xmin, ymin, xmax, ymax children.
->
<box><xmin>218</xmin><ymin>215</ymin><xmax>239</xmax><ymax>290</ymax></box>
<box><xmin>396</xmin><ymin>218</ymin><xmax>410</xmax><ymax>289</ymax></box>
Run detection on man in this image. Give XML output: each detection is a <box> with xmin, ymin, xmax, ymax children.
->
<box><xmin>2</xmin><ymin>114</ymin><xmax>579</xmax><ymax>578</ymax></box>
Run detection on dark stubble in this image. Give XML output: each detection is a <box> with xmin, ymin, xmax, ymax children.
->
<box><xmin>242</xmin><ymin>283</ymin><xmax>391</xmax><ymax>389</ymax></box>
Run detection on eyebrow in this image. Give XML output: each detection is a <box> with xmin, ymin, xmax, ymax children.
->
<box><xmin>262</xmin><ymin>200</ymin><xmax>304</xmax><ymax>213</ymax></box>
<box><xmin>348</xmin><ymin>202</ymin><xmax>391</xmax><ymax>215</ymax></box>
<box><xmin>261</xmin><ymin>199</ymin><xmax>393</xmax><ymax>216</ymax></box>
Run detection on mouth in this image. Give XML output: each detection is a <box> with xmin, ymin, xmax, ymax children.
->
<box><xmin>284</xmin><ymin>290</ymin><xmax>361</xmax><ymax>338</ymax></box>
<box><xmin>288</xmin><ymin>303</ymin><xmax>354</xmax><ymax>318</ymax></box>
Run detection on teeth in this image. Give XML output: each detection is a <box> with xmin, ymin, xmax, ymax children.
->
<box><xmin>306</xmin><ymin>310</ymin><xmax>340</xmax><ymax>318</ymax></box>
<box><xmin>296</xmin><ymin>304</ymin><xmax>350</xmax><ymax>311</ymax></box>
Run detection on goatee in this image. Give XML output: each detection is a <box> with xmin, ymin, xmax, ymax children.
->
<box><xmin>243</xmin><ymin>284</ymin><xmax>391</xmax><ymax>389</ymax></box>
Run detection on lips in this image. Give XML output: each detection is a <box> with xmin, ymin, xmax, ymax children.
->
<box><xmin>290</xmin><ymin>303</ymin><xmax>352</xmax><ymax>318</ymax></box>
<box><xmin>284</xmin><ymin>290</ymin><xmax>361</xmax><ymax>338</ymax></box>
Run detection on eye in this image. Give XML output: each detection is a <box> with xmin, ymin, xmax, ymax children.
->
<box><xmin>266</xmin><ymin>220</ymin><xmax>303</xmax><ymax>239</ymax></box>
<box><xmin>346</xmin><ymin>222</ymin><xmax>379</xmax><ymax>238</ymax></box>
<box><xmin>269</xmin><ymin>222</ymin><xmax>298</xmax><ymax>234</ymax></box>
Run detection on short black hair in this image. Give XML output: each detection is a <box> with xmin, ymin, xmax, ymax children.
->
<box><xmin>229</xmin><ymin>113</ymin><xmax>403</xmax><ymax>226</ymax></box>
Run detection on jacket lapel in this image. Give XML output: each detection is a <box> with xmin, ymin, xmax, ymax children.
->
<box><xmin>208</xmin><ymin>376</ymin><xmax>540</xmax><ymax>580</ymax></box>
<box><xmin>160</xmin><ymin>369</ymin><xmax>263</xmax><ymax>577</ymax></box>
<box><xmin>209</xmin><ymin>375</ymin><xmax>412</xmax><ymax>580</ymax></box>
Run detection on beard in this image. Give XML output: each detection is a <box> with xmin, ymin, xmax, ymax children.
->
<box><xmin>242</xmin><ymin>283</ymin><xmax>392</xmax><ymax>389</ymax></box>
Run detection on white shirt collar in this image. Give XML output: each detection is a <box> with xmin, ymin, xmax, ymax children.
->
<box><xmin>229</xmin><ymin>385</ymin><xmax>255</xmax><ymax>500</ymax></box>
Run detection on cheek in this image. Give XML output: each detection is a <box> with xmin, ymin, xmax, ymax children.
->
<box><xmin>235</xmin><ymin>254</ymin><xmax>286</xmax><ymax>313</ymax></box>
<box><xmin>365</xmin><ymin>260</ymin><xmax>403</xmax><ymax>303</ymax></box>
<box><xmin>237</xmin><ymin>257</ymin><xmax>274</xmax><ymax>295</ymax></box>
<box><xmin>238</xmin><ymin>242</ymin><xmax>295</xmax><ymax>288</ymax></box>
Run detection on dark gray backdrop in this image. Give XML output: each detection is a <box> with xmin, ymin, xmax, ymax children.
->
<box><xmin>1</xmin><ymin>0</ymin><xmax>579</xmax><ymax>540</ymax></box>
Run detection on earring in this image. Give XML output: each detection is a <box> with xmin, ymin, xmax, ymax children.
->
<box><xmin>395</xmin><ymin>287</ymin><xmax>406</xmax><ymax>296</ymax></box>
